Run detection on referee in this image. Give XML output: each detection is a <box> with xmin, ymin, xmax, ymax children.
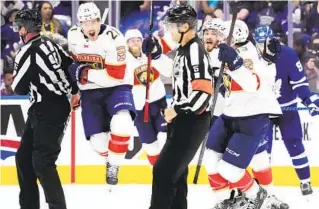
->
<box><xmin>148</xmin><ymin>5</ymin><xmax>213</xmax><ymax>209</ymax></box>
<box><xmin>11</xmin><ymin>9</ymin><xmax>79</xmax><ymax>209</ymax></box>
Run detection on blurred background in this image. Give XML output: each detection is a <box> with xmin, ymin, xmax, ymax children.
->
<box><xmin>1</xmin><ymin>0</ymin><xmax>319</xmax><ymax>96</ymax></box>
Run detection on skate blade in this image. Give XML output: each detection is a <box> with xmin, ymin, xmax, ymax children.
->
<box><xmin>107</xmin><ymin>185</ymin><xmax>114</xmax><ymax>193</ymax></box>
<box><xmin>302</xmin><ymin>194</ymin><xmax>313</xmax><ymax>203</ymax></box>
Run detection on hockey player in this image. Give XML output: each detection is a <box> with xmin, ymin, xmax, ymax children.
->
<box><xmin>67</xmin><ymin>2</ymin><xmax>136</xmax><ymax>186</ymax></box>
<box><xmin>203</xmin><ymin>20</ymin><xmax>288</xmax><ymax>209</ymax></box>
<box><xmin>254</xmin><ymin>25</ymin><xmax>319</xmax><ymax>197</ymax></box>
<box><xmin>202</xmin><ymin>18</ymin><xmax>225</xmax><ymax>124</ymax></box>
<box><xmin>124</xmin><ymin>29</ymin><xmax>172</xmax><ymax>165</ymax></box>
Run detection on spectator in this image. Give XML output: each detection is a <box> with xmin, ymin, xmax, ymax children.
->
<box><xmin>303</xmin><ymin>53</ymin><xmax>319</xmax><ymax>93</ymax></box>
<box><xmin>200</xmin><ymin>0</ymin><xmax>223</xmax><ymax>19</ymax></box>
<box><xmin>301</xmin><ymin>0</ymin><xmax>319</xmax><ymax>34</ymax></box>
<box><xmin>309</xmin><ymin>33</ymin><xmax>319</xmax><ymax>56</ymax></box>
<box><xmin>37</xmin><ymin>1</ymin><xmax>68</xmax><ymax>48</ymax></box>
<box><xmin>1</xmin><ymin>0</ymin><xmax>25</xmax><ymax>17</ymax></box>
<box><xmin>0</xmin><ymin>70</ymin><xmax>14</xmax><ymax>96</ymax></box>
<box><xmin>120</xmin><ymin>1</ymin><xmax>148</xmax><ymax>19</ymax></box>
<box><xmin>1</xmin><ymin>9</ymin><xmax>22</xmax><ymax>58</ymax></box>
<box><xmin>293</xmin><ymin>31</ymin><xmax>310</xmax><ymax>60</ymax></box>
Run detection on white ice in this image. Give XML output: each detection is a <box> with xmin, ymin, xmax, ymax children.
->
<box><xmin>0</xmin><ymin>185</ymin><xmax>318</xmax><ymax>209</ymax></box>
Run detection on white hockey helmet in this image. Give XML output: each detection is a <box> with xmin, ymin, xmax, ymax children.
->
<box><xmin>224</xmin><ymin>20</ymin><xmax>249</xmax><ymax>44</ymax></box>
<box><xmin>77</xmin><ymin>2</ymin><xmax>101</xmax><ymax>22</ymax></box>
<box><xmin>202</xmin><ymin>18</ymin><xmax>224</xmax><ymax>32</ymax></box>
<box><xmin>125</xmin><ymin>29</ymin><xmax>143</xmax><ymax>42</ymax></box>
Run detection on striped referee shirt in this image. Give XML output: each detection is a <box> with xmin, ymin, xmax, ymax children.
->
<box><xmin>172</xmin><ymin>36</ymin><xmax>213</xmax><ymax>115</ymax></box>
<box><xmin>12</xmin><ymin>35</ymin><xmax>78</xmax><ymax>104</ymax></box>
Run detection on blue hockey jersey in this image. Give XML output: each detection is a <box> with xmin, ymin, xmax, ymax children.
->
<box><xmin>274</xmin><ymin>46</ymin><xmax>312</xmax><ymax>106</ymax></box>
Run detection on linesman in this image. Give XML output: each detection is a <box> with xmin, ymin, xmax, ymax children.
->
<box><xmin>145</xmin><ymin>4</ymin><xmax>213</xmax><ymax>209</ymax></box>
<box><xmin>12</xmin><ymin>9</ymin><xmax>79</xmax><ymax>209</ymax></box>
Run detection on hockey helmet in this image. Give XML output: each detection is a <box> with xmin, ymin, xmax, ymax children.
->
<box><xmin>77</xmin><ymin>2</ymin><xmax>101</xmax><ymax>22</ymax></box>
<box><xmin>13</xmin><ymin>9</ymin><xmax>42</xmax><ymax>33</ymax></box>
<box><xmin>165</xmin><ymin>4</ymin><xmax>197</xmax><ymax>29</ymax></box>
<box><xmin>253</xmin><ymin>25</ymin><xmax>274</xmax><ymax>43</ymax></box>
<box><xmin>202</xmin><ymin>18</ymin><xmax>224</xmax><ymax>32</ymax></box>
<box><xmin>224</xmin><ymin>20</ymin><xmax>249</xmax><ymax>44</ymax></box>
<box><xmin>125</xmin><ymin>29</ymin><xmax>143</xmax><ymax>42</ymax></box>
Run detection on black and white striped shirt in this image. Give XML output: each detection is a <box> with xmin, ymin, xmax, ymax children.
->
<box><xmin>172</xmin><ymin>36</ymin><xmax>213</xmax><ymax>115</ymax></box>
<box><xmin>12</xmin><ymin>35</ymin><xmax>78</xmax><ymax>104</ymax></box>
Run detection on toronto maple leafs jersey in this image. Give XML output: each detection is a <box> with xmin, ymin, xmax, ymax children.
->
<box><xmin>274</xmin><ymin>46</ymin><xmax>312</xmax><ymax>106</ymax></box>
<box><xmin>126</xmin><ymin>52</ymin><xmax>172</xmax><ymax>110</ymax></box>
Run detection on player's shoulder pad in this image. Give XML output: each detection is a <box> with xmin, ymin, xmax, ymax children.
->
<box><xmin>280</xmin><ymin>45</ymin><xmax>299</xmax><ymax>60</ymax></box>
<box><xmin>67</xmin><ymin>25</ymin><xmax>82</xmax><ymax>40</ymax></box>
<box><xmin>101</xmin><ymin>24</ymin><xmax>124</xmax><ymax>36</ymax></box>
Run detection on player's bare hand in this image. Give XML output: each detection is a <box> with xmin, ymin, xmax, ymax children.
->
<box><xmin>70</xmin><ymin>94</ymin><xmax>80</xmax><ymax>111</ymax></box>
<box><xmin>164</xmin><ymin>108</ymin><xmax>177</xmax><ymax>123</ymax></box>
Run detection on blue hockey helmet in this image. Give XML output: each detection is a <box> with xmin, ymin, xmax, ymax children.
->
<box><xmin>253</xmin><ymin>25</ymin><xmax>274</xmax><ymax>43</ymax></box>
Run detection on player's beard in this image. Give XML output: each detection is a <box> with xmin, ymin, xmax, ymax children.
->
<box><xmin>129</xmin><ymin>46</ymin><xmax>142</xmax><ymax>57</ymax></box>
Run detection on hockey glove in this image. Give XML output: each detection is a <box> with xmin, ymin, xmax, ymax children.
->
<box><xmin>303</xmin><ymin>94</ymin><xmax>319</xmax><ymax>116</ymax></box>
<box><xmin>142</xmin><ymin>36</ymin><xmax>162</xmax><ymax>60</ymax></box>
<box><xmin>69</xmin><ymin>63</ymin><xmax>90</xmax><ymax>85</ymax></box>
<box><xmin>263</xmin><ymin>37</ymin><xmax>281</xmax><ymax>63</ymax></box>
<box><xmin>218</xmin><ymin>43</ymin><xmax>243</xmax><ymax>71</ymax></box>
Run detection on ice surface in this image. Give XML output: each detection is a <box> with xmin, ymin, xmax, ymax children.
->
<box><xmin>0</xmin><ymin>185</ymin><xmax>318</xmax><ymax>209</ymax></box>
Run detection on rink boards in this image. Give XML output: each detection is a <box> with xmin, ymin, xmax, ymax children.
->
<box><xmin>1</xmin><ymin>99</ymin><xmax>319</xmax><ymax>186</ymax></box>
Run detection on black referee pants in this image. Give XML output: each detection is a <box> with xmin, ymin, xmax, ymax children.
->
<box><xmin>15</xmin><ymin>97</ymin><xmax>70</xmax><ymax>209</ymax></box>
<box><xmin>150</xmin><ymin>112</ymin><xmax>210</xmax><ymax>209</ymax></box>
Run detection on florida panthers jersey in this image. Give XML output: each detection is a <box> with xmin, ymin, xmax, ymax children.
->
<box><xmin>222</xmin><ymin>41</ymin><xmax>282</xmax><ymax>117</ymax></box>
<box><xmin>208</xmin><ymin>48</ymin><xmax>225</xmax><ymax>117</ymax></box>
<box><xmin>274</xmin><ymin>45</ymin><xmax>312</xmax><ymax>106</ymax></box>
<box><xmin>68</xmin><ymin>24</ymin><xmax>132</xmax><ymax>90</ymax></box>
<box><xmin>126</xmin><ymin>52</ymin><xmax>172</xmax><ymax>110</ymax></box>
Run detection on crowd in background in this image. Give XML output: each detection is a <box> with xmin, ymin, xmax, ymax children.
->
<box><xmin>1</xmin><ymin>0</ymin><xmax>319</xmax><ymax>96</ymax></box>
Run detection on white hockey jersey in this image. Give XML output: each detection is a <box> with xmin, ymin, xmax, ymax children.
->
<box><xmin>208</xmin><ymin>48</ymin><xmax>225</xmax><ymax>117</ymax></box>
<box><xmin>68</xmin><ymin>24</ymin><xmax>133</xmax><ymax>90</ymax></box>
<box><xmin>222</xmin><ymin>41</ymin><xmax>282</xmax><ymax>117</ymax></box>
<box><xmin>126</xmin><ymin>52</ymin><xmax>173</xmax><ymax>110</ymax></box>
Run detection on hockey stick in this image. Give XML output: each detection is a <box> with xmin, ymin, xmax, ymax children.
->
<box><xmin>193</xmin><ymin>1</ymin><xmax>238</xmax><ymax>184</ymax></box>
<box><xmin>101</xmin><ymin>8</ymin><xmax>109</xmax><ymax>24</ymax></box>
<box><xmin>144</xmin><ymin>0</ymin><xmax>154</xmax><ymax>122</ymax></box>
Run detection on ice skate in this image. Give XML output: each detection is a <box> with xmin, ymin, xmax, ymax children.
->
<box><xmin>106</xmin><ymin>161</ymin><xmax>119</xmax><ymax>191</ymax></box>
<box><xmin>300</xmin><ymin>182</ymin><xmax>313</xmax><ymax>202</ymax></box>
<box><xmin>241</xmin><ymin>186</ymin><xmax>268</xmax><ymax>209</ymax></box>
<box><xmin>211</xmin><ymin>190</ymin><xmax>246</xmax><ymax>209</ymax></box>
<box><xmin>265</xmin><ymin>195</ymin><xmax>289</xmax><ymax>209</ymax></box>
<box><xmin>300</xmin><ymin>182</ymin><xmax>313</xmax><ymax>196</ymax></box>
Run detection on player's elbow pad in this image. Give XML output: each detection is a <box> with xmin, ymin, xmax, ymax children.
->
<box><xmin>295</xmin><ymin>85</ymin><xmax>312</xmax><ymax>101</ymax></box>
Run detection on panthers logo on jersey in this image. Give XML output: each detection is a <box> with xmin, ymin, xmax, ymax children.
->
<box><xmin>243</xmin><ymin>59</ymin><xmax>254</xmax><ymax>71</ymax></box>
<box><xmin>76</xmin><ymin>54</ymin><xmax>104</xmax><ymax>69</ymax></box>
<box><xmin>134</xmin><ymin>64</ymin><xmax>156</xmax><ymax>86</ymax></box>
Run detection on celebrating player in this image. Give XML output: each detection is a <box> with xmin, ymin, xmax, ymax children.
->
<box><xmin>202</xmin><ymin>18</ymin><xmax>225</xmax><ymax>125</ymax></box>
<box><xmin>254</xmin><ymin>25</ymin><xmax>319</xmax><ymax>198</ymax></box>
<box><xmin>203</xmin><ymin>20</ymin><xmax>288</xmax><ymax>209</ymax></box>
<box><xmin>67</xmin><ymin>2</ymin><xmax>136</xmax><ymax>187</ymax></box>
<box><xmin>124</xmin><ymin>29</ymin><xmax>172</xmax><ymax>165</ymax></box>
